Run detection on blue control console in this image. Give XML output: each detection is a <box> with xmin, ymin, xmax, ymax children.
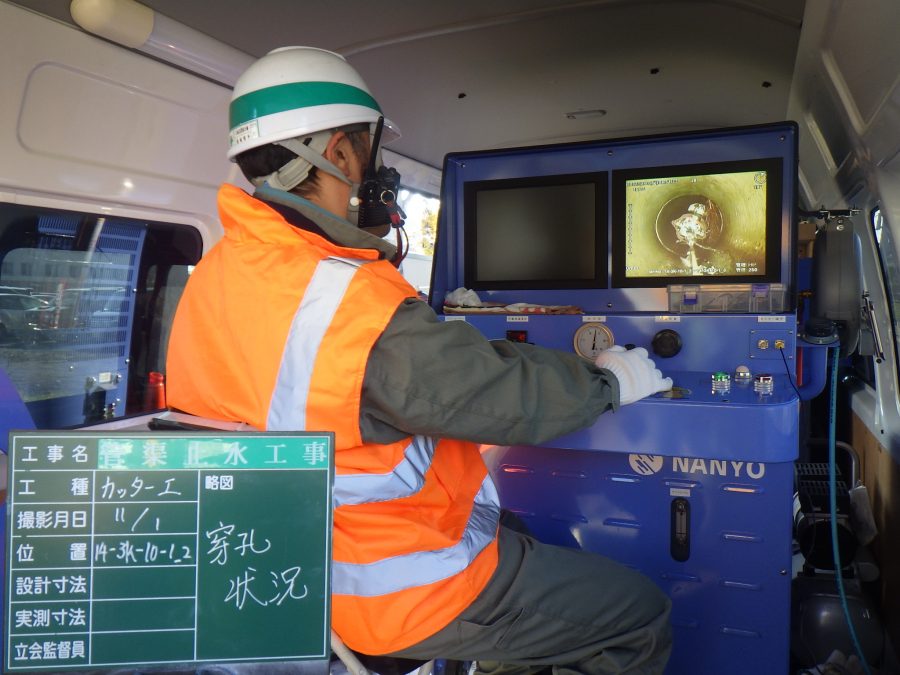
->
<box><xmin>463</xmin><ymin>312</ymin><xmax>799</xmax><ymax>675</ymax></box>
<box><xmin>431</xmin><ymin>124</ymin><xmax>802</xmax><ymax>674</ymax></box>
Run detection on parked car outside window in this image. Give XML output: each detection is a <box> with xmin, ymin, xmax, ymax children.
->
<box><xmin>0</xmin><ymin>292</ymin><xmax>53</xmax><ymax>342</ymax></box>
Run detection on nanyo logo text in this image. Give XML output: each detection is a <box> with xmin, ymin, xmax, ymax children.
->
<box><xmin>627</xmin><ymin>454</ymin><xmax>766</xmax><ymax>479</ymax></box>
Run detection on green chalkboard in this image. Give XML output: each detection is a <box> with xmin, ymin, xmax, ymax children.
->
<box><xmin>3</xmin><ymin>431</ymin><xmax>334</xmax><ymax>673</ymax></box>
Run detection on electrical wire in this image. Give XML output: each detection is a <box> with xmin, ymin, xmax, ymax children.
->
<box><xmin>399</xmin><ymin>223</ymin><xmax>410</xmax><ymax>260</ymax></box>
<box><xmin>780</xmin><ymin>345</ymin><xmax>803</xmax><ymax>399</ymax></box>
<box><xmin>828</xmin><ymin>347</ymin><xmax>874</xmax><ymax>675</ymax></box>
<box><xmin>389</xmin><ymin>221</ymin><xmax>410</xmax><ymax>268</ymax></box>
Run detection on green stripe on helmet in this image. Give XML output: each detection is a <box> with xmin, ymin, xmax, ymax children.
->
<box><xmin>230</xmin><ymin>81</ymin><xmax>382</xmax><ymax>129</ymax></box>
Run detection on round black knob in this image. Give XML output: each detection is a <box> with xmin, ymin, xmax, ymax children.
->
<box><xmin>652</xmin><ymin>329</ymin><xmax>682</xmax><ymax>358</ymax></box>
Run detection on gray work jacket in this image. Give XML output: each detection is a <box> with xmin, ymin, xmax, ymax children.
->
<box><xmin>257</xmin><ymin>187</ymin><xmax>620</xmax><ymax>447</ymax></box>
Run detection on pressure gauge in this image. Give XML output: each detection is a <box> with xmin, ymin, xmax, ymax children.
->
<box><xmin>573</xmin><ymin>322</ymin><xmax>615</xmax><ymax>359</ymax></box>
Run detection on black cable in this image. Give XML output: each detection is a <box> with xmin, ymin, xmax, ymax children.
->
<box><xmin>780</xmin><ymin>344</ymin><xmax>803</xmax><ymax>398</ymax></box>
<box><xmin>390</xmin><ymin>222</ymin><xmax>410</xmax><ymax>268</ymax></box>
<box><xmin>398</xmin><ymin>222</ymin><xmax>409</xmax><ymax>259</ymax></box>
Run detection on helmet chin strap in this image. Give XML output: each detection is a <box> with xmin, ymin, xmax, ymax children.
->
<box><xmin>261</xmin><ymin>133</ymin><xmax>369</xmax><ymax>228</ymax></box>
<box><xmin>258</xmin><ymin>123</ymin><xmax>402</xmax><ymax>241</ymax></box>
<box><xmin>254</xmin><ymin>133</ymin><xmax>352</xmax><ymax>192</ymax></box>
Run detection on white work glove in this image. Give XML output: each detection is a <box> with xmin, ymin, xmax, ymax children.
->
<box><xmin>594</xmin><ymin>346</ymin><xmax>673</xmax><ymax>405</ymax></box>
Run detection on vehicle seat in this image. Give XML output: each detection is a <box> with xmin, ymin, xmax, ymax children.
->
<box><xmin>353</xmin><ymin>652</ymin><xmax>429</xmax><ymax>675</ymax></box>
<box><xmin>331</xmin><ymin>629</ymin><xmax>430</xmax><ymax>675</ymax></box>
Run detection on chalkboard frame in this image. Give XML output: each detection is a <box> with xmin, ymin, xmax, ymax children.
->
<box><xmin>3</xmin><ymin>430</ymin><xmax>335</xmax><ymax>674</ymax></box>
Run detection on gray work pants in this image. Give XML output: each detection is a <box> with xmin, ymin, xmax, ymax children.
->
<box><xmin>387</xmin><ymin>526</ymin><xmax>672</xmax><ymax>675</ymax></box>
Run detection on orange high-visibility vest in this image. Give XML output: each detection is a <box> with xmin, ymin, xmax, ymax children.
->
<box><xmin>167</xmin><ymin>185</ymin><xmax>500</xmax><ymax>654</ymax></box>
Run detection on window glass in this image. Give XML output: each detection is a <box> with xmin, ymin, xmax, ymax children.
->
<box><xmin>395</xmin><ymin>189</ymin><xmax>439</xmax><ymax>296</ymax></box>
<box><xmin>0</xmin><ymin>203</ymin><xmax>202</xmax><ymax>428</ymax></box>
<box><xmin>871</xmin><ymin>207</ymin><xmax>900</xmax><ymax>379</ymax></box>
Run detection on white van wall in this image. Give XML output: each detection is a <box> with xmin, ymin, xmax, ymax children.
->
<box><xmin>787</xmin><ymin>0</ymin><xmax>900</xmax><ymax>658</ymax></box>
<box><xmin>0</xmin><ymin>1</ymin><xmax>243</xmax><ymax>248</ymax></box>
<box><xmin>788</xmin><ymin>0</ymin><xmax>900</xmax><ymax>450</ymax></box>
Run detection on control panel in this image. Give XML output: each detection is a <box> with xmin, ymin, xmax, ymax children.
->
<box><xmin>448</xmin><ymin>312</ymin><xmax>796</xmax><ymax>377</ymax></box>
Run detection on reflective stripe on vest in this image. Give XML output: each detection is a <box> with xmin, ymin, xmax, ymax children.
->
<box><xmin>258</xmin><ymin>251</ymin><xmax>501</xmax><ymax>603</ymax></box>
<box><xmin>267</xmin><ymin>256</ymin><xmax>361</xmax><ymax>431</ymax></box>
<box><xmin>333</xmin><ymin>435</ymin><xmax>435</xmax><ymax>507</ymax></box>
<box><xmin>332</xmin><ymin>473</ymin><xmax>500</xmax><ymax>597</ymax></box>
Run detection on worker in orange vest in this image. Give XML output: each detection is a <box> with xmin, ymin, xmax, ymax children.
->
<box><xmin>167</xmin><ymin>46</ymin><xmax>672</xmax><ymax>675</ymax></box>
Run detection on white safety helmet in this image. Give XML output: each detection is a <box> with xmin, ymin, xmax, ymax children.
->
<box><xmin>228</xmin><ymin>46</ymin><xmax>399</xmax><ymax>161</ymax></box>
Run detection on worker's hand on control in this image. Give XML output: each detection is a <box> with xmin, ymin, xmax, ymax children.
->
<box><xmin>594</xmin><ymin>345</ymin><xmax>673</xmax><ymax>405</ymax></box>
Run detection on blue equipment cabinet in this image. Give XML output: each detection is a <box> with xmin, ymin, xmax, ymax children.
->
<box><xmin>431</xmin><ymin>123</ymin><xmax>801</xmax><ymax>674</ymax></box>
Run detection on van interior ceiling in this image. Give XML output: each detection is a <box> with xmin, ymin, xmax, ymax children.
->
<box><xmin>1</xmin><ymin>1</ymin><xmax>900</xmax><ymax>674</ymax></box>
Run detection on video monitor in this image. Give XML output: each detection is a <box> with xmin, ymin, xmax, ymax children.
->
<box><xmin>463</xmin><ymin>172</ymin><xmax>608</xmax><ymax>290</ymax></box>
<box><xmin>611</xmin><ymin>158</ymin><xmax>783</xmax><ymax>287</ymax></box>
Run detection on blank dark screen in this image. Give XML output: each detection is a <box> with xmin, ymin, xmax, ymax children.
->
<box><xmin>475</xmin><ymin>183</ymin><xmax>596</xmax><ymax>282</ymax></box>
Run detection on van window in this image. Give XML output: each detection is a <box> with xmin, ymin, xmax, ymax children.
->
<box><xmin>0</xmin><ymin>203</ymin><xmax>202</xmax><ymax>427</ymax></box>
<box><xmin>396</xmin><ymin>188</ymin><xmax>439</xmax><ymax>296</ymax></box>
<box><xmin>871</xmin><ymin>207</ymin><xmax>900</xmax><ymax>377</ymax></box>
